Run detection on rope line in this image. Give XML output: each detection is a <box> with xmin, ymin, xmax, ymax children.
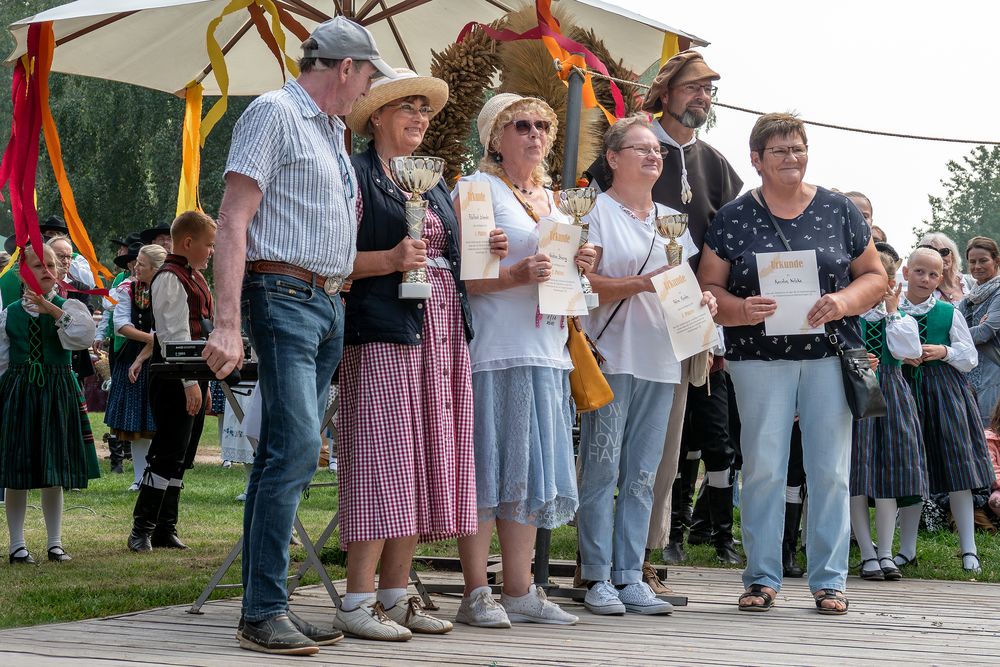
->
<box><xmin>570</xmin><ymin>65</ymin><xmax>1000</xmax><ymax>146</ymax></box>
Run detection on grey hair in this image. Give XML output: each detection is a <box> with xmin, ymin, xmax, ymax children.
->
<box><xmin>918</xmin><ymin>231</ymin><xmax>964</xmax><ymax>274</ymax></box>
<box><xmin>603</xmin><ymin>114</ymin><xmax>655</xmax><ymax>153</ymax></box>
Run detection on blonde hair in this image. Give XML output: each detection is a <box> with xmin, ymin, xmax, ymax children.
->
<box><xmin>602</xmin><ymin>114</ymin><xmax>657</xmax><ymax>185</ymax></box>
<box><xmin>138</xmin><ymin>244</ymin><xmax>167</xmax><ymax>270</ymax></box>
<box><xmin>917</xmin><ymin>231</ymin><xmax>963</xmax><ymax>275</ymax></box>
<box><xmin>478</xmin><ymin>98</ymin><xmax>558</xmax><ymax>188</ymax></box>
<box><xmin>171</xmin><ymin>210</ymin><xmax>217</xmax><ymax>244</ymax></box>
<box><xmin>19</xmin><ymin>242</ymin><xmax>57</xmax><ymax>270</ymax></box>
<box><xmin>876</xmin><ymin>247</ymin><xmax>902</xmax><ymax>277</ymax></box>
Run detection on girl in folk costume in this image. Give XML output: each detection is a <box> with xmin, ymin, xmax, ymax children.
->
<box><xmin>0</xmin><ymin>243</ymin><xmax>97</xmax><ymax>563</ymax></box>
<box><xmin>849</xmin><ymin>243</ymin><xmax>927</xmax><ymax>581</ymax></box>
<box><xmin>104</xmin><ymin>244</ymin><xmax>166</xmax><ymax>491</ymax></box>
<box><xmin>898</xmin><ymin>247</ymin><xmax>995</xmax><ymax>574</ymax></box>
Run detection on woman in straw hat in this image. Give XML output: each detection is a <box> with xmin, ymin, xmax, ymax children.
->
<box><xmin>336</xmin><ymin>69</ymin><xmax>505</xmax><ymax>641</ymax></box>
<box><xmin>451</xmin><ymin>93</ymin><xmax>595</xmax><ymax>629</ymax></box>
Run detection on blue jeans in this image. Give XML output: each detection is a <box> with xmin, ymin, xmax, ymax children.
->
<box><xmin>578</xmin><ymin>374</ymin><xmax>674</xmax><ymax>585</ymax></box>
<box><xmin>240</xmin><ymin>273</ymin><xmax>344</xmax><ymax>622</ymax></box>
<box><xmin>727</xmin><ymin>357</ymin><xmax>852</xmax><ymax>594</ymax></box>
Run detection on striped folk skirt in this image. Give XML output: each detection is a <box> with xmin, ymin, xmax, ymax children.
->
<box><xmin>850</xmin><ymin>365</ymin><xmax>928</xmax><ymax>498</ymax></box>
<box><xmin>104</xmin><ymin>355</ymin><xmax>156</xmax><ymax>440</ymax></box>
<box><xmin>910</xmin><ymin>364</ymin><xmax>995</xmax><ymax>493</ymax></box>
<box><xmin>335</xmin><ymin>267</ymin><xmax>477</xmax><ymax>546</ymax></box>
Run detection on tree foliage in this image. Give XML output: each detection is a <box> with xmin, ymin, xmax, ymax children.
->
<box><xmin>0</xmin><ymin>0</ymin><xmax>249</xmax><ymax>267</ymax></box>
<box><xmin>917</xmin><ymin>145</ymin><xmax>1000</xmax><ymax>251</ymax></box>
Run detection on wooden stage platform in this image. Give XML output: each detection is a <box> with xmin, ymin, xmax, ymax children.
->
<box><xmin>1</xmin><ymin>566</ymin><xmax>997</xmax><ymax>666</ymax></box>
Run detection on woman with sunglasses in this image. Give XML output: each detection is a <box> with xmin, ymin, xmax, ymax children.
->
<box><xmin>451</xmin><ymin>93</ymin><xmax>595</xmax><ymax>628</ymax></box>
<box><xmin>336</xmin><ymin>70</ymin><xmax>498</xmax><ymax>641</ymax></box>
<box><xmin>917</xmin><ymin>232</ymin><xmax>973</xmax><ymax>303</ymax></box>
<box><xmin>576</xmin><ymin>115</ymin><xmax>716</xmax><ymax>616</ymax></box>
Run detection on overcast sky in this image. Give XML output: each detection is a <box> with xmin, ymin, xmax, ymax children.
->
<box><xmin>612</xmin><ymin>0</ymin><xmax>995</xmax><ymax>254</ymax></box>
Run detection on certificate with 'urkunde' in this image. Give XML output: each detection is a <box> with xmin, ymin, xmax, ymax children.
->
<box><xmin>537</xmin><ymin>220</ymin><xmax>587</xmax><ymax>316</ymax></box>
<box><xmin>458</xmin><ymin>181</ymin><xmax>500</xmax><ymax>280</ymax></box>
<box><xmin>755</xmin><ymin>249</ymin><xmax>823</xmax><ymax>336</ymax></box>
<box><xmin>651</xmin><ymin>263</ymin><xmax>717</xmax><ymax>362</ymax></box>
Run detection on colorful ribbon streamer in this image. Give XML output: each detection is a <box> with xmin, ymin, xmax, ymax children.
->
<box><xmin>176</xmin><ymin>84</ymin><xmax>204</xmax><ymax>216</ymax></box>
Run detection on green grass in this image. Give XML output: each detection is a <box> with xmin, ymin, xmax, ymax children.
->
<box><xmin>0</xmin><ymin>413</ymin><xmax>997</xmax><ymax>629</ymax></box>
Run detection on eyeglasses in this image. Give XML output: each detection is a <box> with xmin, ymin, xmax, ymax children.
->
<box><xmin>337</xmin><ymin>151</ymin><xmax>355</xmax><ymax>203</ymax></box>
<box><xmin>762</xmin><ymin>145</ymin><xmax>808</xmax><ymax>159</ymax></box>
<box><xmin>619</xmin><ymin>145</ymin><xmax>666</xmax><ymax>159</ymax></box>
<box><xmin>917</xmin><ymin>244</ymin><xmax>951</xmax><ymax>257</ymax></box>
<box><xmin>506</xmin><ymin>119</ymin><xmax>551</xmax><ymax>135</ymax></box>
<box><xmin>54</xmin><ymin>253</ymin><xmax>73</xmax><ymax>262</ymax></box>
<box><xmin>672</xmin><ymin>83</ymin><xmax>717</xmax><ymax>97</ymax></box>
<box><xmin>384</xmin><ymin>102</ymin><xmax>435</xmax><ymax>118</ymax></box>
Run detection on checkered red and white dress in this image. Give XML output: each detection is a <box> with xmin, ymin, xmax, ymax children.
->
<box><xmin>336</xmin><ymin>205</ymin><xmax>478</xmax><ymax>545</ymax></box>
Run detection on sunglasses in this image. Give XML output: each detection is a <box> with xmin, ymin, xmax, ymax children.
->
<box><xmin>506</xmin><ymin>119</ymin><xmax>551</xmax><ymax>135</ymax></box>
<box><xmin>916</xmin><ymin>244</ymin><xmax>951</xmax><ymax>257</ymax></box>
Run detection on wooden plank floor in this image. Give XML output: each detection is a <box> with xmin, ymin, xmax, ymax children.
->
<box><xmin>2</xmin><ymin>566</ymin><xmax>998</xmax><ymax>666</ymax></box>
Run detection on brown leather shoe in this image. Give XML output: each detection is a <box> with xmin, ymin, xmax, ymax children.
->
<box><xmin>642</xmin><ymin>561</ymin><xmax>672</xmax><ymax>595</ymax></box>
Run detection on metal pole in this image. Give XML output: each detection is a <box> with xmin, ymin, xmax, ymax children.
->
<box><xmin>560</xmin><ymin>60</ymin><xmax>586</xmax><ymax>188</ymax></box>
<box><xmin>533</xmin><ymin>58</ymin><xmax>586</xmax><ymax>589</ymax></box>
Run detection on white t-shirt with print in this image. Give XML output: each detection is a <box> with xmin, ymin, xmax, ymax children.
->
<box><xmin>455</xmin><ymin>171</ymin><xmax>573</xmax><ymax>373</ymax></box>
<box><xmin>583</xmin><ymin>192</ymin><xmax>698</xmax><ymax>384</ymax></box>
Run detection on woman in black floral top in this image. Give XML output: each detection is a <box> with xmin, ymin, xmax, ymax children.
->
<box><xmin>698</xmin><ymin>113</ymin><xmax>886</xmax><ymax>616</ymax></box>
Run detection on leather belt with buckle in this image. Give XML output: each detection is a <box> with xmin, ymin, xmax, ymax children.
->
<box><xmin>247</xmin><ymin>260</ymin><xmax>345</xmax><ymax>296</ymax></box>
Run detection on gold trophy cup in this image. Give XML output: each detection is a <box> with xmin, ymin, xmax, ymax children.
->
<box><xmin>390</xmin><ymin>156</ymin><xmax>446</xmax><ymax>300</ymax></box>
<box><xmin>654</xmin><ymin>213</ymin><xmax>690</xmax><ymax>267</ymax></box>
<box><xmin>556</xmin><ymin>187</ymin><xmax>599</xmax><ymax>310</ymax></box>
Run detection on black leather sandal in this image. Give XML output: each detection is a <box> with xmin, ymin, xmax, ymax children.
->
<box><xmin>814</xmin><ymin>589</ymin><xmax>849</xmax><ymax>615</ymax></box>
<box><xmin>893</xmin><ymin>553</ymin><xmax>918</xmax><ymax>568</ymax></box>
<box><xmin>9</xmin><ymin>547</ymin><xmax>36</xmax><ymax>565</ymax></box>
<box><xmin>47</xmin><ymin>546</ymin><xmax>72</xmax><ymax>562</ymax></box>
<box><xmin>879</xmin><ymin>557</ymin><xmax>902</xmax><ymax>581</ymax></box>
<box><xmin>961</xmin><ymin>552</ymin><xmax>982</xmax><ymax>574</ymax></box>
<box><xmin>859</xmin><ymin>558</ymin><xmax>884</xmax><ymax>580</ymax></box>
<box><xmin>738</xmin><ymin>584</ymin><xmax>775</xmax><ymax>612</ymax></box>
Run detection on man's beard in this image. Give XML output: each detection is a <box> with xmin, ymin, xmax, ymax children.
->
<box><xmin>668</xmin><ymin>106</ymin><xmax>708</xmax><ymax>129</ymax></box>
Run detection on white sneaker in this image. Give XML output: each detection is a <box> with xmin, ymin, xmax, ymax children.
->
<box><xmin>618</xmin><ymin>582</ymin><xmax>673</xmax><ymax>615</ymax></box>
<box><xmin>235</xmin><ymin>492</ymin><xmax>247</xmax><ymax>502</ymax></box>
<box><xmin>383</xmin><ymin>596</ymin><xmax>453</xmax><ymax>634</ymax></box>
<box><xmin>584</xmin><ymin>581</ymin><xmax>626</xmax><ymax>616</ymax></box>
<box><xmin>456</xmin><ymin>587</ymin><xmax>510</xmax><ymax>628</ymax></box>
<box><xmin>501</xmin><ymin>585</ymin><xmax>578</xmax><ymax>625</ymax></box>
<box><xmin>127</xmin><ymin>482</ymin><xmax>140</xmax><ymax>492</ymax></box>
<box><xmin>331</xmin><ymin>600</ymin><xmax>412</xmax><ymax>641</ymax></box>
<box><xmin>328</xmin><ymin>458</ymin><xmax>337</xmax><ymax>473</ymax></box>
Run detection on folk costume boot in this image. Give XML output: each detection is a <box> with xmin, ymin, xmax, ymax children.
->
<box><xmin>128</xmin><ymin>484</ymin><xmax>166</xmax><ymax>552</ymax></box>
<box><xmin>107</xmin><ymin>435</ymin><xmax>126</xmax><ymax>474</ymax></box>
<box><xmin>782</xmin><ymin>502</ymin><xmax>805</xmax><ymax>578</ymax></box>
<box><xmin>152</xmin><ymin>485</ymin><xmax>189</xmax><ymax>549</ymax></box>
<box><xmin>662</xmin><ymin>457</ymin><xmax>700</xmax><ymax>563</ymax></box>
<box><xmin>707</xmin><ymin>484</ymin><xmax>742</xmax><ymax>565</ymax></box>
<box><xmin>687</xmin><ymin>479</ymin><xmax>711</xmax><ymax>546</ymax></box>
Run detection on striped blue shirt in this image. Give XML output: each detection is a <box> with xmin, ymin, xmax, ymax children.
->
<box><xmin>225</xmin><ymin>79</ymin><xmax>357</xmax><ymax>277</ymax></box>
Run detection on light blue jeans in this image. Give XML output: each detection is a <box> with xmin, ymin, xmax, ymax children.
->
<box><xmin>240</xmin><ymin>273</ymin><xmax>344</xmax><ymax>622</ymax></box>
<box><xmin>728</xmin><ymin>357</ymin><xmax>852</xmax><ymax>594</ymax></box>
<box><xmin>578</xmin><ymin>374</ymin><xmax>674</xmax><ymax>585</ymax></box>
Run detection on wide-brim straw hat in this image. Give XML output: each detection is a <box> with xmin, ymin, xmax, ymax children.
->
<box><xmin>346</xmin><ymin>68</ymin><xmax>449</xmax><ymax>138</ymax></box>
<box><xmin>476</xmin><ymin>93</ymin><xmax>547</xmax><ymax>149</ymax></box>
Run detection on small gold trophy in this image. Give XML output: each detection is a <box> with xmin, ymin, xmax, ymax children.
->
<box><xmin>556</xmin><ymin>187</ymin><xmax>599</xmax><ymax>309</ymax></box>
<box><xmin>390</xmin><ymin>156</ymin><xmax>446</xmax><ymax>300</ymax></box>
<box><xmin>654</xmin><ymin>213</ymin><xmax>689</xmax><ymax>266</ymax></box>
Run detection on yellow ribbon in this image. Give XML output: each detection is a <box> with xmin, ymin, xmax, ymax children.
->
<box><xmin>0</xmin><ymin>247</ymin><xmax>19</xmax><ymax>278</ymax></box>
<box><xmin>201</xmin><ymin>0</ymin><xmax>299</xmax><ymax>147</ymax></box>
<box><xmin>660</xmin><ymin>32</ymin><xmax>680</xmax><ymax>68</ymax></box>
<box><xmin>176</xmin><ymin>84</ymin><xmax>203</xmax><ymax>216</ymax></box>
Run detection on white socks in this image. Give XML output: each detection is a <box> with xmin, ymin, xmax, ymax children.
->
<box><xmin>131</xmin><ymin>439</ymin><xmax>151</xmax><ymax>486</ymax></box>
<box><xmin>873</xmin><ymin>498</ymin><xmax>898</xmax><ymax>560</ymax></box>
<box><xmin>786</xmin><ymin>485</ymin><xmax>803</xmax><ymax>504</ymax></box>
<box><xmin>341</xmin><ymin>592</ymin><xmax>374</xmax><ymax>612</ymax></box>
<box><xmin>949</xmin><ymin>490</ymin><xmax>978</xmax><ymax>565</ymax></box>
<box><xmin>376</xmin><ymin>587</ymin><xmax>407</xmax><ymax>609</ymax></box>
<box><xmin>41</xmin><ymin>487</ymin><xmax>63</xmax><ymax>549</ymax></box>
<box><xmin>5</xmin><ymin>488</ymin><xmax>27</xmax><ymax>554</ymax></box>
<box><xmin>849</xmin><ymin>495</ymin><xmax>877</xmax><ymax>562</ymax></box>
<box><xmin>895</xmin><ymin>502</ymin><xmax>923</xmax><ymax>564</ymax></box>
<box><xmin>705</xmin><ymin>469</ymin><xmax>730</xmax><ymax>488</ymax></box>
<box><xmin>5</xmin><ymin>487</ymin><xmax>64</xmax><ymax>553</ymax></box>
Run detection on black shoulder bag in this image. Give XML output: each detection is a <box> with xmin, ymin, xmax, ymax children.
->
<box><xmin>756</xmin><ymin>189</ymin><xmax>886</xmax><ymax>420</ymax></box>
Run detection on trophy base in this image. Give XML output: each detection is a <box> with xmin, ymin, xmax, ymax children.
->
<box><xmin>584</xmin><ymin>292</ymin><xmax>599</xmax><ymax>310</ymax></box>
<box><xmin>399</xmin><ymin>282</ymin><xmax>432</xmax><ymax>300</ymax></box>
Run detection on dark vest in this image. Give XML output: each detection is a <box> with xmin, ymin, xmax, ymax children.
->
<box><xmin>151</xmin><ymin>254</ymin><xmax>214</xmax><ymax>340</ymax></box>
<box><xmin>344</xmin><ymin>144</ymin><xmax>473</xmax><ymax>346</ymax></box>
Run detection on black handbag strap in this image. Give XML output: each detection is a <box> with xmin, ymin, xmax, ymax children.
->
<box><xmin>594</xmin><ymin>204</ymin><xmax>661</xmax><ymax>342</ymax></box>
<box><xmin>756</xmin><ymin>188</ymin><xmax>843</xmax><ymax>352</ymax></box>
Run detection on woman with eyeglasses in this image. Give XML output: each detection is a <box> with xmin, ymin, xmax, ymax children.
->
<box><xmin>958</xmin><ymin>236</ymin><xmax>1000</xmax><ymax>425</ymax></box>
<box><xmin>336</xmin><ymin>70</ymin><xmax>497</xmax><ymax>641</ymax></box>
<box><xmin>698</xmin><ymin>113</ymin><xmax>887</xmax><ymax>616</ymax></box>
<box><xmin>576</xmin><ymin>115</ymin><xmax>716</xmax><ymax>617</ymax></box>
<box><xmin>917</xmin><ymin>232</ymin><xmax>973</xmax><ymax>303</ymax></box>
<box><xmin>451</xmin><ymin>93</ymin><xmax>595</xmax><ymax>628</ymax></box>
